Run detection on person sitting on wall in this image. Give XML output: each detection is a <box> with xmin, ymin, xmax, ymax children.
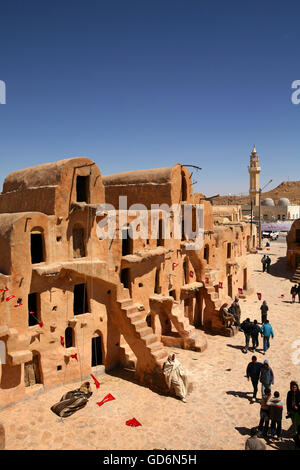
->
<box><xmin>221</xmin><ymin>304</ymin><xmax>235</xmax><ymax>328</ymax></box>
<box><xmin>163</xmin><ymin>353</ymin><xmax>188</xmax><ymax>402</ymax></box>
<box><xmin>50</xmin><ymin>381</ymin><xmax>93</xmax><ymax>418</ymax></box>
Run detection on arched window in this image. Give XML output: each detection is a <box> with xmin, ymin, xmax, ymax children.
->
<box><xmin>31</xmin><ymin>229</ymin><xmax>45</xmax><ymax>264</ymax></box>
<box><xmin>65</xmin><ymin>327</ymin><xmax>75</xmax><ymax>349</ymax></box>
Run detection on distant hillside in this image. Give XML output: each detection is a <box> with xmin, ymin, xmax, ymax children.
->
<box><xmin>212</xmin><ymin>181</ymin><xmax>300</xmax><ymax>206</ymax></box>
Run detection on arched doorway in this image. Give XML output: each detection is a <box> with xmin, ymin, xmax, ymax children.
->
<box><xmin>24</xmin><ymin>351</ymin><xmax>42</xmax><ymax>387</ymax></box>
<box><xmin>91</xmin><ymin>331</ymin><xmax>104</xmax><ymax>367</ymax></box>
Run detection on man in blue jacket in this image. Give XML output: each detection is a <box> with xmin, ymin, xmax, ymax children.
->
<box><xmin>246</xmin><ymin>355</ymin><xmax>263</xmax><ymax>402</ymax></box>
<box><xmin>259</xmin><ymin>360</ymin><xmax>274</xmax><ymax>396</ymax></box>
<box><xmin>260</xmin><ymin>320</ymin><xmax>274</xmax><ymax>354</ymax></box>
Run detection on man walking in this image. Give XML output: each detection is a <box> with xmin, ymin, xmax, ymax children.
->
<box><xmin>245</xmin><ymin>428</ymin><xmax>266</xmax><ymax>450</ymax></box>
<box><xmin>246</xmin><ymin>356</ymin><xmax>263</xmax><ymax>402</ymax></box>
<box><xmin>240</xmin><ymin>318</ymin><xmax>253</xmax><ymax>353</ymax></box>
<box><xmin>260</xmin><ymin>319</ymin><xmax>274</xmax><ymax>354</ymax></box>
<box><xmin>251</xmin><ymin>319</ymin><xmax>261</xmax><ymax>351</ymax></box>
<box><xmin>267</xmin><ymin>391</ymin><xmax>284</xmax><ymax>441</ymax></box>
<box><xmin>258</xmin><ymin>387</ymin><xmax>271</xmax><ymax>437</ymax></box>
<box><xmin>259</xmin><ymin>360</ymin><xmax>274</xmax><ymax>396</ymax></box>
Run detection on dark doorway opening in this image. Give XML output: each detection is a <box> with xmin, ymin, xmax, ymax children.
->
<box><xmin>204</xmin><ymin>244</ymin><xmax>209</xmax><ymax>263</ymax></box>
<box><xmin>120</xmin><ymin>268</ymin><xmax>130</xmax><ymax>290</ymax></box>
<box><xmin>154</xmin><ymin>267</ymin><xmax>160</xmax><ymax>294</ymax></box>
<box><xmin>28</xmin><ymin>293</ymin><xmax>40</xmax><ymax>326</ymax></box>
<box><xmin>24</xmin><ymin>352</ymin><xmax>42</xmax><ymax>387</ymax></box>
<box><xmin>91</xmin><ymin>336</ymin><xmax>103</xmax><ymax>366</ymax></box>
<box><xmin>76</xmin><ymin>175</ymin><xmax>90</xmax><ymax>203</ymax></box>
<box><xmin>157</xmin><ymin>219</ymin><xmax>164</xmax><ymax>247</ymax></box>
<box><xmin>74</xmin><ymin>283</ymin><xmax>89</xmax><ymax>315</ymax></box>
<box><xmin>228</xmin><ymin>275</ymin><xmax>233</xmax><ymax>298</ymax></box>
<box><xmin>73</xmin><ymin>227</ymin><xmax>86</xmax><ymax>258</ymax></box>
<box><xmin>31</xmin><ymin>233</ymin><xmax>44</xmax><ymax>264</ymax></box>
<box><xmin>227</xmin><ymin>243</ymin><xmax>232</xmax><ymax>259</ymax></box>
<box><xmin>65</xmin><ymin>327</ymin><xmax>74</xmax><ymax>348</ymax></box>
<box><xmin>169</xmin><ymin>289</ymin><xmax>176</xmax><ymax>300</ymax></box>
<box><xmin>122</xmin><ymin>227</ymin><xmax>133</xmax><ymax>256</ymax></box>
<box><xmin>181</xmin><ymin>172</ymin><xmax>188</xmax><ymax>201</ymax></box>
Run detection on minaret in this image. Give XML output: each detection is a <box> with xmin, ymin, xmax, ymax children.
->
<box><xmin>248</xmin><ymin>145</ymin><xmax>261</xmax><ymax>206</ymax></box>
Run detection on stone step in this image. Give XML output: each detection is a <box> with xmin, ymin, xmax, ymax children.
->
<box><xmin>136</xmin><ymin>326</ymin><xmax>153</xmax><ymax>337</ymax></box>
<box><xmin>148</xmin><ymin>341</ymin><xmax>164</xmax><ymax>352</ymax></box>
<box><xmin>127</xmin><ymin>311</ymin><xmax>145</xmax><ymax>322</ymax></box>
<box><xmin>133</xmin><ymin>321</ymin><xmax>148</xmax><ymax>331</ymax></box>
<box><xmin>118</xmin><ymin>298</ymin><xmax>133</xmax><ymax>308</ymax></box>
<box><xmin>151</xmin><ymin>349</ymin><xmax>168</xmax><ymax>360</ymax></box>
<box><xmin>122</xmin><ymin>305</ymin><xmax>138</xmax><ymax>316</ymax></box>
<box><xmin>143</xmin><ymin>333</ymin><xmax>158</xmax><ymax>345</ymax></box>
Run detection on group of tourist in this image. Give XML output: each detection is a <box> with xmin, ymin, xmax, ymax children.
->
<box><xmin>239</xmin><ymin>301</ymin><xmax>274</xmax><ymax>355</ymax></box>
<box><xmin>245</xmin><ymin>359</ymin><xmax>300</xmax><ymax>450</ymax></box>
<box><xmin>290</xmin><ymin>284</ymin><xmax>300</xmax><ymax>303</ymax></box>
<box><xmin>261</xmin><ymin>255</ymin><xmax>272</xmax><ymax>273</ymax></box>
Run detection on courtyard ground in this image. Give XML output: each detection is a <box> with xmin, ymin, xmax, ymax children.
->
<box><xmin>0</xmin><ymin>238</ymin><xmax>299</xmax><ymax>450</ymax></box>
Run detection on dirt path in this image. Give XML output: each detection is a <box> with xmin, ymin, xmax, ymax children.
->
<box><xmin>1</xmin><ymin>239</ymin><xmax>299</xmax><ymax>450</ymax></box>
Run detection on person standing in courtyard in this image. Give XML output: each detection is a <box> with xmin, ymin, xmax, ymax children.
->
<box><xmin>267</xmin><ymin>391</ymin><xmax>284</xmax><ymax>441</ymax></box>
<box><xmin>240</xmin><ymin>318</ymin><xmax>253</xmax><ymax>353</ymax></box>
<box><xmin>259</xmin><ymin>360</ymin><xmax>274</xmax><ymax>396</ymax></box>
<box><xmin>258</xmin><ymin>387</ymin><xmax>271</xmax><ymax>438</ymax></box>
<box><xmin>297</xmin><ymin>283</ymin><xmax>300</xmax><ymax>303</ymax></box>
<box><xmin>246</xmin><ymin>355</ymin><xmax>263</xmax><ymax>402</ymax></box>
<box><xmin>231</xmin><ymin>296</ymin><xmax>241</xmax><ymax>326</ymax></box>
<box><xmin>266</xmin><ymin>256</ymin><xmax>271</xmax><ymax>273</ymax></box>
<box><xmin>260</xmin><ymin>319</ymin><xmax>274</xmax><ymax>354</ymax></box>
<box><xmin>286</xmin><ymin>381</ymin><xmax>300</xmax><ymax>436</ymax></box>
<box><xmin>260</xmin><ymin>301</ymin><xmax>269</xmax><ymax>325</ymax></box>
<box><xmin>291</xmin><ymin>285</ymin><xmax>298</xmax><ymax>303</ymax></box>
<box><xmin>261</xmin><ymin>255</ymin><xmax>267</xmax><ymax>272</ymax></box>
<box><xmin>251</xmin><ymin>319</ymin><xmax>261</xmax><ymax>351</ymax></box>
<box><xmin>245</xmin><ymin>427</ymin><xmax>266</xmax><ymax>450</ymax></box>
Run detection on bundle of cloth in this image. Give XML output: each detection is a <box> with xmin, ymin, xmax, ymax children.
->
<box><xmin>163</xmin><ymin>353</ymin><xmax>188</xmax><ymax>402</ymax></box>
<box><xmin>50</xmin><ymin>382</ymin><xmax>93</xmax><ymax>418</ymax></box>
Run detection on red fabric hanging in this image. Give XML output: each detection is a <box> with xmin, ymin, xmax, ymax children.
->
<box><xmin>60</xmin><ymin>336</ymin><xmax>65</xmax><ymax>347</ymax></box>
<box><xmin>6</xmin><ymin>295</ymin><xmax>15</xmax><ymax>302</ymax></box>
<box><xmin>96</xmin><ymin>393</ymin><xmax>115</xmax><ymax>407</ymax></box>
<box><xmin>257</xmin><ymin>293</ymin><xmax>262</xmax><ymax>300</ymax></box>
<box><xmin>126</xmin><ymin>417</ymin><xmax>142</xmax><ymax>427</ymax></box>
<box><xmin>71</xmin><ymin>353</ymin><xmax>78</xmax><ymax>361</ymax></box>
<box><xmin>39</xmin><ymin>322</ymin><xmax>44</xmax><ymax>328</ymax></box>
<box><xmin>0</xmin><ymin>287</ymin><xmax>8</xmax><ymax>292</ymax></box>
<box><xmin>91</xmin><ymin>374</ymin><xmax>100</xmax><ymax>389</ymax></box>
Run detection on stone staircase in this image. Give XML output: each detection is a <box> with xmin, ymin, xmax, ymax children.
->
<box><xmin>113</xmin><ymin>287</ymin><xmax>169</xmax><ymax>392</ymax></box>
<box><xmin>202</xmin><ymin>270</ymin><xmax>234</xmax><ymax>336</ymax></box>
<box><xmin>168</xmin><ymin>303</ymin><xmax>206</xmax><ymax>351</ymax></box>
<box><xmin>292</xmin><ymin>265</ymin><xmax>300</xmax><ymax>284</ymax></box>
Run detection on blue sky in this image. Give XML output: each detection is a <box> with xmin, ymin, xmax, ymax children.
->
<box><xmin>0</xmin><ymin>0</ymin><xmax>300</xmax><ymax>197</ymax></box>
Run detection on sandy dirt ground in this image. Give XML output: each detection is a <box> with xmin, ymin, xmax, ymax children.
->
<box><xmin>0</xmin><ymin>238</ymin><xmax>299</xmax><ymax>450</ymax></box>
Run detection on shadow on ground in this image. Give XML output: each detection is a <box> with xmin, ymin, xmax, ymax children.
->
<box><xmin>226</xmin><ymin>391</ymin><xmax>253</xmax><ymax>402</ymax></box>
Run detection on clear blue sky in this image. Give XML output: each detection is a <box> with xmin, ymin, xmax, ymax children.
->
<box><xmin>0</xmin><ymin>0</ymin><xmax>300</xmax><ymax>197</ymax></box>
